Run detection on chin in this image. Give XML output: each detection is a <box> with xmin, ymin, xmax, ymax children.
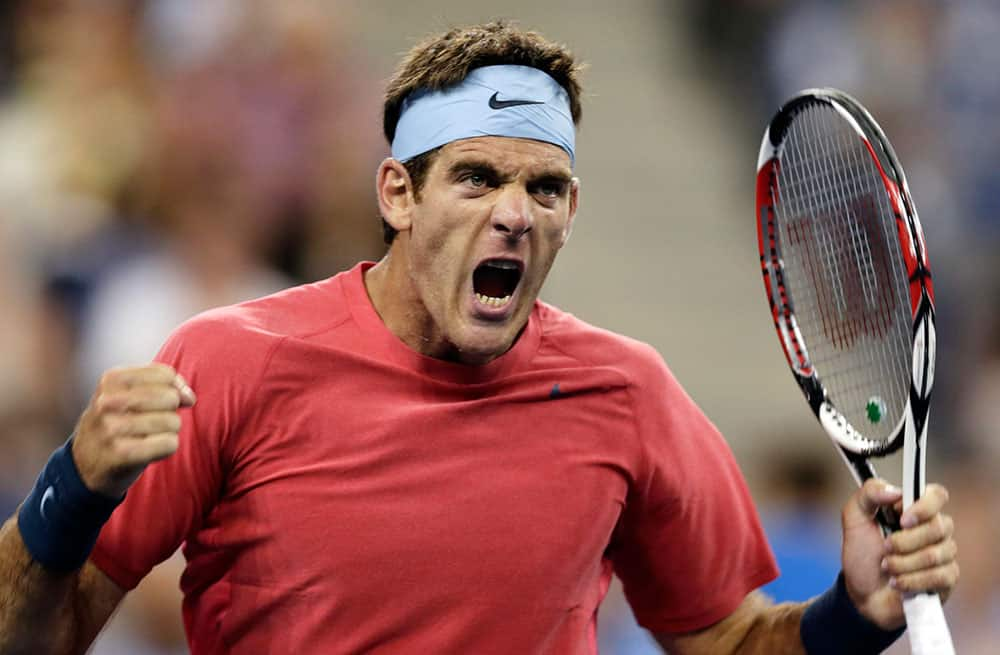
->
<box><xmin>453</xmin><ymin>327</ymin><xmax>517</xmax><ymax>364</ymax></box>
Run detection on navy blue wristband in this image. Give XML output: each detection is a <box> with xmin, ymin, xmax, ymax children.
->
<box><xmin>17</xmin><ymin>439</ymin><xmax>123</xmax><ymax>573</ymax></box>
<box><xmin>801</xmin><ymin>572</ymin><xmax>905</xmax><ymax>655</ymax></box>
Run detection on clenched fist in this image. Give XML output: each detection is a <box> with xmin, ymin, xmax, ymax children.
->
<box><xmin>71</xmin><ymin>364</ymin><xmax>197</xmax><ymax>499</ymax></box>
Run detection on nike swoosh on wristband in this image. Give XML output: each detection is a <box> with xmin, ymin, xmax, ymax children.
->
<box><xmin>40</xmin><ymin>486</ymin><xmax>56</xmax><ymax>522</ymax></box>
<box><xmin>488</xmin><ymin>92</ymin><xmax>545</xmax><ymax>109</ymax></box>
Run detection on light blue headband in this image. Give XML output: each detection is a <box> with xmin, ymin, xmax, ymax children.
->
<box><xmin>391</xmin><ymin>65</ymin><xmax>575</xmax><ymax>164</ymax></box>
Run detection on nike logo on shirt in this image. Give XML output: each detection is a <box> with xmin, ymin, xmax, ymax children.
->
<box><xmin>489</xmin><ymin>92</ymin><xmax>545</xmax><ymax>109</ymax></box>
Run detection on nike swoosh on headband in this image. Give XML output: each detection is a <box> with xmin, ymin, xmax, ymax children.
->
<box><xmin>391</xmin><ymin>65</ymin><xmax>575</xmax><ymax>162</ymax></box>
<box><xmin>488</xmin><ymin>92</ymin><xmax>545</xmax><ymax>109</ymax></box>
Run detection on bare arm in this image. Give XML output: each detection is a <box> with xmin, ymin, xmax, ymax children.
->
<box><xmin>0</xmin><ymin>519</ymin><xmax>124</xmax><ymax>655</ymax></box>
<box><xmin>655</xmin><ymin>592</ymin><xmax>805</xmax><ymax>655</ymax></box>
<box><xmin>0</xmin><ymin>364</ymin><xmax>195</xmax><ymax>655</ymax></box>
<box><xmin>652</xmin><ymin>479</ymin><xmax>959</xmax><ymax>655</ymax></box>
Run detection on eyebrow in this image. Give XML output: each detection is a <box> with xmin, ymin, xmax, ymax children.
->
<box><xmin>447</xmin><ymin>158</ymin><xmax>509</xmax><ymax>182</ymax></box>
<box><xmin>446</xmin><ymin>158</ymin><xmax>573</xmax><ymax>186</ymax></box>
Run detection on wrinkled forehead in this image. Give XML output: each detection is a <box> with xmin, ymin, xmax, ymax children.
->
<box><xmin>391</xmin><ymin>65</ymin><xmax>576</xmax><ymax>165</ymax></box>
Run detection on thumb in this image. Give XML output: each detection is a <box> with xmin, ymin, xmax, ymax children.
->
<box><xmin>845</xmin><ymin>478</ymin><xmax>902</xmax><ymax>528</ymax></box>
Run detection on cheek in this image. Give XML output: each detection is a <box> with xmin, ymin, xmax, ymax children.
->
<box><xmin>408</xmin><ymin>210</ymin><xmax>472</xmax><ymax>295</ymax></box>
<box><xmin>538</xmin><ymin>217</ymin><xmax>571</xmax><ymax>251</ymax></box>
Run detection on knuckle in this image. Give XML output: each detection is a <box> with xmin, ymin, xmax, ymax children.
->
<box><xmin>98</xmin><ymin>412</ymin><xmax>121</xmax><ymax>437</ymax></box>
<box><xmin>105</xmin><ymin>414</ymin><xmax>129</xmax><ymax>437</ymax></box>
<box><xmin>863</xmin><ymin>478</ymin><xmax>884</xmax><ymax>496</ymax></box>
<box><xmin>98</xmin><ymin>369</ymin><xmax>120</xmax><ymax>388</ymax></box>
<box><xmin>151</xmin><ymin>363</ymin><xmax>177</xmax><ymax>381</ymax></box>
<box><xmin>109</xmin><ymin>438</ymin><xmax>132</xmax><ymax>461</ymax></box>
<box><xmin>162</xmin><ymin>389</ymin><xmax>181</xmax><ymax>410</ymax></box>
<box><xmin>944</xmin><ymin>540</ymin><xmax>958</xmax><ymax>562</ymax></box>
<box><xmin>148</xmin><ymin>435</ymin><xmax>180</xmax><ymax>460</ymax></box>
<box><xmin>932</xmin><ymin>514</ymin><xmax>948</xmax><ymax>537</ymax></box>
<box><xmin>929</xmin><ymin>483</ymin><xmax>949</xmax><ymax>505</ymax></box>
<box><xmin>93</xmin><ymin>392</ymin><xmax>115</xmax><ymax>414</ymax></box>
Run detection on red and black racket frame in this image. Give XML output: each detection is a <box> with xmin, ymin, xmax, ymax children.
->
<box><xmin>755</xmin><ymin>90</ymin><xmax>937</xmax><ymax>532</ymax></box>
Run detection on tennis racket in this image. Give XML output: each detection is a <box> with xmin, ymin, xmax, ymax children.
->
<box><xmin>755</xmin><ymin>88</ymin><xmax>954</xmax><ymax>655</ymax></box>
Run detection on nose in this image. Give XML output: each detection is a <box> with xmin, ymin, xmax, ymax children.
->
<box><xmin>491</xmin><ymin>188</ymin><xmax>533</xmax><ymax>241</ymax></box>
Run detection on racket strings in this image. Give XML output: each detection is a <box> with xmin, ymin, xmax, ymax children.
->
<box><xmin>772</xmin><ymin>103</ymin><xmax>911</xmax><ymax>442</ymax></box>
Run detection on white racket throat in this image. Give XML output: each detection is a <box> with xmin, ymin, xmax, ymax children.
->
<box><xmin>818</xmin><ymin>401</ymin><xmax>905</xmax><ymax>455</ymax></box>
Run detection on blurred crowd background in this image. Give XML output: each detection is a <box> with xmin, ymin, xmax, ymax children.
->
<box><xmin>0</xmin><ymin>1</ymin><xmax>996</xmax><ymax>653</ymax></box>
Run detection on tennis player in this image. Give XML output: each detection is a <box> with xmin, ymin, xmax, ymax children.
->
<box><xmin>0</xmin><ymin>21</ymin><xmax>957</xmax><ymax>655</ymax></box>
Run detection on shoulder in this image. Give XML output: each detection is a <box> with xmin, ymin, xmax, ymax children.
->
<box><xmin>160</xmin><ymin>276</ymin><xmax>349</xmax><ymax>368</ymax></box>
<box><xmin>535</xmin><ymin>301</ymin><xmax>669</xmax><ymax>386</ymax></box>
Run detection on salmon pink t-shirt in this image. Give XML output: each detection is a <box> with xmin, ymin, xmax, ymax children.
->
<box><xmin>91</xmin><ymin>262</ymin><xmax>776</xmax><ymax>654</ymax></box>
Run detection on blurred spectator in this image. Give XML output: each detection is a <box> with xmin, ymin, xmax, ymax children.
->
<box><xmin>0</xmin><ymin>0</ymin><xmax>23</xmax><ymax>96</ymax></box>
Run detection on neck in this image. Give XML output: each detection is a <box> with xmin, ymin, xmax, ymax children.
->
<box><xmin>363</xmin><ymin>249</ymin><xmax>464</xmax><ymax>363</ymax></box>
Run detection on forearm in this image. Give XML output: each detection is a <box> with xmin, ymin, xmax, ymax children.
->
<box><xmin>655</xmin><ymin>592</ymin><xmax>806</xmax><ymax>655</ymax></box>
<box><xmin>0</xmin><ymin>516</ymin><xmax>81</xmax><ymax>655</ymax></box>
<box><xmin>1</xmin><ymin>366</ymin><xmax>193</xmax><ymax>655</ymax></box>
<box><xmin>699</xmin><ymin>598</ymin><xmax>807</xmax><ymax>655</ymax></box>
<box><xmin>656</xmin><ymin>574</ymin><xmax>906</xmax><ymax>655</ymax></box>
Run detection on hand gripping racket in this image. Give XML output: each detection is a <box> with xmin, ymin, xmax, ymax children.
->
<box><xmin>755</xmin><ymin>88</ymin><xmax>954</xmax><ymax>655</ymax></box>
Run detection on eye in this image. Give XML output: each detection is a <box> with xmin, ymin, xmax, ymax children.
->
<box><xmin>457</xmin><ymin>171</ymin><xmax>493</xmax><ymax>191</ymax></box>
<box><xmin>537</xmin><ymin>182</ymin><xmax>562</xmax><ymax>197</ymax></box>
<box><xmin>532</xmin><ymin>179</ymin><xmax>567</xmax><ymax>200</ymax></box>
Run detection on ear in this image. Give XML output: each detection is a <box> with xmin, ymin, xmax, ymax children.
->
<box><xmin>559</xmin><ymin>177</ymin><xmax>581</xmax><ymax>247</ymax></box>
<box><xmin>376</xmin><ymin>158</ymin><xmax>415</xmax><ymax>233</ymax></box>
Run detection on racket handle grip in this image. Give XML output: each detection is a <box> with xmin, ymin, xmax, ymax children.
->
<box><xmin>903</xmin><ymin>592</ymin><xmax>955</xmax><ymax>655</ymax></box>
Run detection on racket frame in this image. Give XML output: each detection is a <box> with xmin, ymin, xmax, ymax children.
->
<box><xmin>756</xmin><ymin>89</ymin><xmax>934</xmax><ymax>487</ymax></box>
<box><xmin>755</xmin><ymin>88</ymin><xmax>953</xmax><ymax>655</ymax></box>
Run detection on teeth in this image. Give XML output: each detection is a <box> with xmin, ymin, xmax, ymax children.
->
<box><xmin>486</xmin><ymin>261</ymin><xmax>519</xmax><ymax>270</ymax></box>
<box><xmin>476</xmin><ymin>293</ymin><xmax>512</xmax><ymax>307</ymax></box>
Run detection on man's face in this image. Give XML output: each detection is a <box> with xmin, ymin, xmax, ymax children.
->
<box><xmin>387</xmin><ymin>136</ymin><xmax>578</xmax><ymax>364</ymax></box>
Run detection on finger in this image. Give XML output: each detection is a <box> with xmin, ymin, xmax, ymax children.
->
<box><xmin>889</xmin><ymin>562</ymin><xmax>960</xmax><ymax>596</ymax></box>
<box><xmin>173</xmin><ymin>376</ymin><xmax>197</xmax><ymax>407</ymax></box>
<box><xmin>846</xmin><ymin>479</ymin><xmax>903</xmax><ymax>526</ymax></box>
<box><xmin>99</xmin><ymin>364</ymin><xmax>178</xmax><ymax>390</ymax></box>
<box><xmin>899</xmin><ymin>483</ymin><xmax>950</xmax><ymax>529</ymax></box>
<box><xmin>887</xmin><ymin>514</ymin><xmax>954</xmax><ymax>554</ymax></box>
<box><xmin>883</xmin><ymin>540</ymin><xmax>958</xmax><ymax>577</ymax></box>
<box><xmin>117</xmin><ymin>433</ymin><xmax>180</xmax><ymax>465</ymax></box>
<box><xmin>94</xmin><ymin>387</ymin><xmax>182</xmax><ymax>413</ymax></box>
<box><xmin>103</xmin><ymin>412</ymin><xmax>182</xmax><ymax>437</ymax></box>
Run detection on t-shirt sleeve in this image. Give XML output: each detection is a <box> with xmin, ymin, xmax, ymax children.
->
<box><xmin>610</xmin><ymin>345</ymin><xmax>778</xmax><ymax>634</ymax></box>
<box><xmin>89</xmin><ymin>310</ymin><xmax>269</xmax><ymax>591</ymax></box>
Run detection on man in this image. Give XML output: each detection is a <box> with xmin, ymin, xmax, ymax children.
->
<box><xmin>0</xmin><ymin>21</ymin><xmax>957</xmax><ymax>654</ymax></box>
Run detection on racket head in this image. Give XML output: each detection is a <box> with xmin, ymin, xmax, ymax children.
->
<box><xmin>755</xmin><ymin>88</ymin><xmax>936</xmax><ymax>457</ymax></box>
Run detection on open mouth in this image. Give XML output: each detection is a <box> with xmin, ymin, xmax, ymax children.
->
<box><xmin>473</xmin><ymin>259</ymin><xmax>523</xmax><ymax>308</ymax></box>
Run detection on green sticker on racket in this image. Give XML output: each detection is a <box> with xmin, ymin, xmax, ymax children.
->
<box><xmin>866</xmin><ymin>397</ymin><xmax>886</xmax><ymax>424</ymax></box>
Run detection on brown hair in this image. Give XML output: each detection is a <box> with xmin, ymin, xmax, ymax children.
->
<box><xmin>379</xmin><ymin>20</ymin><xmax>584</xmax><ymax>244</ymax></box>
